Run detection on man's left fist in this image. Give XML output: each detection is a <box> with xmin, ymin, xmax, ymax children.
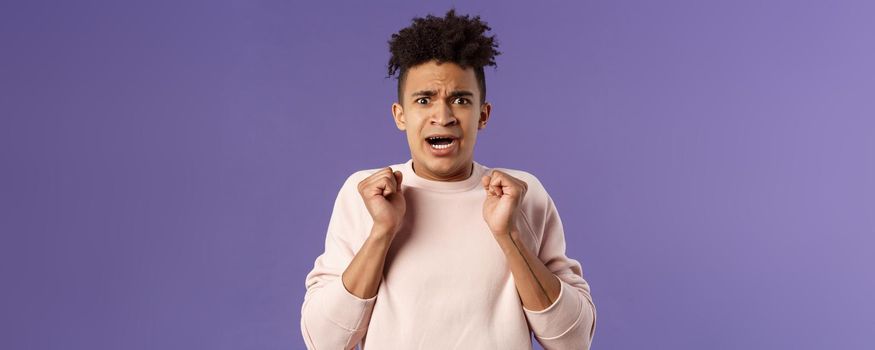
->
<box><xmin>481</xmin><ymin>170</ymin><xmax>528</xmax><ymax>236</ymax></box>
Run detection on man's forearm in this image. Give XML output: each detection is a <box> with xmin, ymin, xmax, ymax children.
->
<box><xmin>494</xmin><ymin>226</ymin><xmax>561</xmax><ymax>311</ymax></box>
<box><xmin>341</xmin><ymin>225</ymin><xmax>394</xmax><ymax>299</ymax></box>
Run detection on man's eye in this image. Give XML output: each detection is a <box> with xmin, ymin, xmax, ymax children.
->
<box><xmin>454</xmin><ymin>97</ymin><xmax>470</xmax><ymax>105</ymax></box>
<box><xmin>416</xmin><ymin>98</ymin><xmax>429</xmax><ymax>104</ymax></box>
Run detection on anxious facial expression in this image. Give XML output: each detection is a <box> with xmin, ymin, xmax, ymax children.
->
<box><xmin>391</xmin><ymin>60</ymin><xmax>492</xmax><ymax>181</ymax></box>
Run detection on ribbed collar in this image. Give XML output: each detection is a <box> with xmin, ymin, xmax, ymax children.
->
<box><xmin>397</xmin><ymin>158</ymin><xmax>487</xmax><ymax>193</ymax></box>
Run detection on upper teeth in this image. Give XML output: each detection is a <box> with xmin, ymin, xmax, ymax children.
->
<box><xmin>429</xmin><ymin>138</ymin><xmax>454</xmax><ymax>149</ymax></box>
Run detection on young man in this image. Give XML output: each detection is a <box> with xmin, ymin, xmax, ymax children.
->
<box><xmin>301</xmin><ymin>9</ymin><xmax>596</xmax><ymax>349</ymax></box>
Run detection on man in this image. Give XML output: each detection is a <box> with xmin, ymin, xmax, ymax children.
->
<box><xmin>301</xmin><ymin>9</ymin><xmax>596</xmax><ymax>349</ymax></box>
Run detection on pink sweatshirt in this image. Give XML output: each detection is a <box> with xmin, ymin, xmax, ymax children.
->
<box><xmin>301</xmin><ymin>158</ymin><xmax>596</xmax><ymax>349</ymax></box>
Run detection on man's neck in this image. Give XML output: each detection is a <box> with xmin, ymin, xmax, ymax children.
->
<box><xmin>412</xmin><ymin>161</ymin><xmax>473</xmax><ymax>181</ymax></box>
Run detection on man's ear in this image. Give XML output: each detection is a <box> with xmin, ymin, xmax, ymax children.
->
<box><xmin>478</xmin><ymin>101</ymin><xmax>492</xmax><ymax>130</ymax></box>
<box><xmin>392</xmin><ymin>102</ymin><xmax>406</xmax><ymax>131</ymax></box>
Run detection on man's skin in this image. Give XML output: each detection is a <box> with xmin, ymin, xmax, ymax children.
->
<box><xmin>341</xmin><ymin>59</ymin><xmax>561</xmax><ymax>311</ymax></box>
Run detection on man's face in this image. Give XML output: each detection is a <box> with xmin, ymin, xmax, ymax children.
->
<box><xmin>391</xmin><ymin>60</ymin><xmax>491</xmax><ymax>181</ymax></box>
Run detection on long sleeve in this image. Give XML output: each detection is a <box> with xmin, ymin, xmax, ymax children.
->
<box><xmin>301</xmin><ymin>173</ymin><xmax>377</xmax><ymax>350</ymax></box>
<box><xmin>521</xmin><ymin>183</ymin><xmax>597</xmax><ymax>350</ymax></box>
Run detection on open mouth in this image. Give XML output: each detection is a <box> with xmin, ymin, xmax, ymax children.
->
<box><xmin>424</xmin><ymin>135</ymin><xmax>458</xmax><ymax>156</ymax></box>
<box><xmin>426</xmin><ymin>136</ymin><xmax>456</xmax><ymax>149</ymax></box>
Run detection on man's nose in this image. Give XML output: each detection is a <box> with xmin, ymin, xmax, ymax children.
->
<box><xmin>431</xmin><ymin>100</ymin><xmax>457</xmax><ymax>126</ymax></box>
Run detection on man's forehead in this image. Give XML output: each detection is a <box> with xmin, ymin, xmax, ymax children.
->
<box><xmin>404</xmin><ymin>63</ymin><xmax>477</xmax><ymax>95</ymax></box>
<box><xmin>414</xmin><ymin>66</ymin><xmax>472</xmax><ymax>79</ymax></box>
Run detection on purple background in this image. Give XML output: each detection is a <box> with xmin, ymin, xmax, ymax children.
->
<box><xmin>2</xmin><ymin>1</ymin><xmax>873</xmax><ymax>349</ymax></box>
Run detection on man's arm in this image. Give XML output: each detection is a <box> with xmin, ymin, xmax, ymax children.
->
<box><xmin>493</xmin><ymin>226</ymin><xmax>561</xmax><ymax>311</ymax></box>
<box><xmin>341</xmin><ymin>167</ymin><xmax>405</xmax><ymax>299</ymax></box>
<box><xmin>482</xmin><ymin>170</ymin><xmax>596</xmax><ymax>350</ymax></box>
<box><xmin>301</xmin><ymin>183</ymin><xmax>377</xmax><ymax>350</ymax></box>
<box><xmin>521</xmin><ymin>193</ymin><xmax>597</xmax><ymax>350</ymax></box>
<box><xmin>301</xmin><ymin>168</ymin><xmax>405</xmax><ymax>350</ymax></box>
<box><xmin>300</xmin><ymin>224</ymin><xmax>394</xmax><ymax>350</ymax></box>
<box><xmin>341</xmin><ymin>224</ymin><xmax>394</xmax><ymax>299</ymax></box>
<box><xmin>496</xmin><ymin>223</ymin><xmax>596</xmax><ymax>350</ymax></box>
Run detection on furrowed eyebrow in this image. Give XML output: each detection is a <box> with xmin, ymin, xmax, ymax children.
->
<box><xmin>411</xmin><ymin>90</ymin><xmax>475</xmax><ymax>98</ymax></box>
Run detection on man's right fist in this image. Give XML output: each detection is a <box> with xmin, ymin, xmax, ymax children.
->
<box><xmin>357</xmin><ymin>167</ymin><xmax>407</xmax><ymax>237</ymax></box>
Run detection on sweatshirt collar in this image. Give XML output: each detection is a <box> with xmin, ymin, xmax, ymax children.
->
<box><xmin>398</xmin><ymin>158</ymin><xmax>487</xmax><ymax>193</ymax></box>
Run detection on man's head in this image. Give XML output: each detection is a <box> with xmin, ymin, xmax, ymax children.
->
<box><xmin>387</xmin><ymin>9</ymin><xmax>501</xmax><ymax>182</ymax></box>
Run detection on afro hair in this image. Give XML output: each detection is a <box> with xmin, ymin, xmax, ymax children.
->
<box><xmin>387</xmin><ymin>8</ymin><xmax>501</xmax><ymax>105</ymax></box>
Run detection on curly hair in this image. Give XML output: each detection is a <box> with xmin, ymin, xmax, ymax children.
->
<box><xmin>387</xmin><ymin>8</ymin><xmax>501</xmax><ymax>105</ymax></box>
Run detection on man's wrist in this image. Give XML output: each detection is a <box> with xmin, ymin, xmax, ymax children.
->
<box><xmin>490</xmin><ymin>221</ymin><xmax>520</xmax><ymax>237</ymax></box>
<box><xmin>494</xmin><ymin>227</ymin><xmax>525</xmax><ymax>255</ymax></box>
<box><xmin>370</xmin><ymin>224</ymin><xmax>397</xmax><ymax>241</ymax></box>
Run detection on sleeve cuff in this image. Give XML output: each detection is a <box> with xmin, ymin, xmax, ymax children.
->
<box><xmin>319</xmin><ymin>278</ymin><xmax>377</xmax><ymax>331</ymax></box>
<box><xmin>522</xmin><ymin>276</ymin><xmax>584</xmax><ymax>339</ymax></box>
